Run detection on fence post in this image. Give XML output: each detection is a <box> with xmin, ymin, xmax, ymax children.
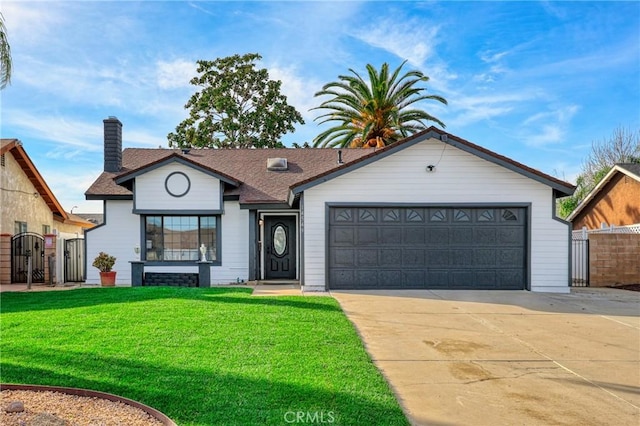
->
<box><xmin>27</xmin><ymin>254</ymin><xmax>32</xmax><ymax>290</ymax></box>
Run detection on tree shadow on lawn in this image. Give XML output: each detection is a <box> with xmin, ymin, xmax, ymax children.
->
<box><xmin>0</xmin><ymin>287</ymin><xmax>341</xmax><ymax>315</ymax></box>
<box><xmin>1</xmin><ymin>347</ymin><xmax>408</xmax><ymax>426</ymax></box>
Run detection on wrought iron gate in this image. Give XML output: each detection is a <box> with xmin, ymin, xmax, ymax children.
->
<box><xmin>11</xmin><ymin>233</ymin><xmax>45</xmax><ymax>283</ymax></box>
<box><xmin>64</xmin><ymin>238</ymin><xmax>85</xmax><ymax>282</ymax></box>
<box><xmin>571</xmin><ymin>237</ymin><xmax>589</xmax><ymax>287</ymax></box>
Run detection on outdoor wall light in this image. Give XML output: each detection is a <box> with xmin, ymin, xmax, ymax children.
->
<box><xmin>134</xmin><ymin>245</ymin><xmax>140</xmax><ymax>260</ymax></box>
<box><xmin>426</xmin><ymin>165</ymin><xmax>436</xmax><ymax>172</ymax></box>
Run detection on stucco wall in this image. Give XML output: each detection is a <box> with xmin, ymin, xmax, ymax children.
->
<box><xmin>302</xmin><ymin>137</ymin><xmax>570</xmax><ymax>293</ymax></box>
<box><xmin>0</xmin><ymin>150</ymin><xmax>56</xmax><ymax>234</ymax></box>
<box><xmin>573</xmin><ymin>173</ymin><xmax>640</xmax><ymax>230</ymax></box>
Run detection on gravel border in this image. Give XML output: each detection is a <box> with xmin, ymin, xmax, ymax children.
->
<box><xmin>1</xmin><ymin>384</ymin><xmax>176</xmax><ymax>426</ymax></box>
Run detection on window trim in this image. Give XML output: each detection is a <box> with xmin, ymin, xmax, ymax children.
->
<box><xmin>14</xmin><ymin>221</ymin><xmax>27</xmax><ymax>235</ymax></box>
<box><xmin>141</xmin><ymin>215</ymin><xmax>222</xmax><ymax>266</ymax></box>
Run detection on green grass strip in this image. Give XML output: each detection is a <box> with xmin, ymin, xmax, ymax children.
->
<box><xmin>1</xmin><ymin>287</ymin><xmax>408</xmax><ymax>425</ymax></box>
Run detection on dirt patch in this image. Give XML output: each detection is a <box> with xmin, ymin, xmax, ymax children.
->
<box><xmin>424</xmin><ymin>339</ymin><xmax>488</xmax><ymax>355</ymax></box>
<box><xmin>1</xmin><ymin>390</ymin><xmax>164</xmax><ymax>426</ymax></box>
<box><xmin>449</xmin><ymin>362</ymin><xmax>493</xmax><ymax>381</ymax></box>
<box><xmin>608</xmin><ymin>284</ymin><xmax>640</xmax><ymax>292</ymax></box>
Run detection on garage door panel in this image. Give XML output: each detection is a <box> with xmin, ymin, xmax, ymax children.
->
<box><xmin>451</xmin><ymin>270</ymin><xmax>474</xmax><ymax>287</ymax></box>
<box><xmin>379</xmin><ymin>270</ymin><xmax>403</xmax><ymax>287</ymax></box>
<box><xmin>498</xmin><ymin>270</ymin><xmax>525</xmax><ymax>289</ymax></box>
<box><xmin>330</xmin><ymin>249</ymin><xmax>354</xmax><ymax>267</ymax></box>
<box><xmin>476</xmin><ymin>270</ymin><xmax>497</xmax><ymax>287</ymax></box>
<box><xmin>474</xmin><ymin>249</ymin><xmax>497</xmax><ymax>266</ymax></box>
<box><xmin>403</xmin><ymin>270</ymin><xmax>426</xmax><ymax>287</ymax></box>
<box><xmin>332</xmin><ymin>208</ymin><xmax>354</xmax><ymax>223</ymax></box>
<box><xmin>331</xmin><ymin>227</ymin><xmax>354</xmax><ymax>245</ymax></box>
<box><xmin>403</xmin><ymin>249</ymin><xmax>425</xmax><ymax>265</ymax></box>
<box><xmin>451</xmin><ymin>227</ymin><xmax>473</xmax><ymax>244</ymax></box>
<box><xmin>499</xmin><ymin>248</ymin><xmax>524</xmax><ymax>267</ymax></box>
<box><xmin>357</xmin><ymin>249</ymin><xmax>378</xmax><ymax>266</ymax></box>
<box><xmin>328</xmin><ymin>207</ymin><xmax>526</xmax><ymax>290</ymax></box>
<box><xmin>380</xmin><ymin>228</ymin><xmax>402</xmax><ymax>244</ymax></box>
<box><xmin>427</xmin><ymin>270</ymin><xmax>450</xmax><ymax>287</ymax></box>
<box><xmin>357</xmin><ymin>227</ymin><xmax>378</xmax><ymax>245</ymax></box>
<box><xmin>380</xmin><ymin>249</ymin><xmax>401</xmax><ymax>265</ymax></box>
<box><xmin>404</xmin><ymin>227</ymin><xmax>426</xmax><ymax>244</ymax></box>
<box><xmin>426</xmin><ymin>228</ymin><xmax>449</xmax><ymax>243</ymax></box>
<box><xmin>474</xmin><ymin>228</ymin><xmax>497</xmax><ymax>244</ymax></box>
<box><xmin>405</xmin><ymin>208</ymin><xmax>426</xmax><ymax>223</ymax></box>
<box><xmin>498</xmin><ymin>227</ymin><xmax>524</xmax><ymax>244</ymax></box>
<box><xmin>331</xmin><ymin>269</ymin><xmax>355</xmax><ymax>288</ymax></box>
<box><xmin>451</xmin><ymin>249</ymin><xmax>474</xmax><ymax>266</ymax></box>
<box><xmin>357</xmin><ymin>270</ymin><xmax>379</xmax><ymax>287</ymax></box>
<box><xmin>426</xmin><ymin>250</ymin><xmax>449</xmax><ymax>266</ymax></box>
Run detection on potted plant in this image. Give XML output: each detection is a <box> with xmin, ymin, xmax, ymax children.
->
<box><xmin>92</xmin><ymin>252</ymin><xmax>117</xmax><ymax>286</ymax></box>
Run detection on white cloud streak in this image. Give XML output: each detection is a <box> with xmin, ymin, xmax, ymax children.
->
<box><xmin>352</xmin><ymin>19</ymin><xmax>440</xmax><ymax>67</ymax></box>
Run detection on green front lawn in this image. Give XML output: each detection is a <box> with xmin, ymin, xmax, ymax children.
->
<box><xmin>0</xmin><ymin>287</ymin><xmax>408</xmax><ymax>425</ymax></box>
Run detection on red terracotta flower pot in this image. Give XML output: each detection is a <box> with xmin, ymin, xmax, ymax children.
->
<box><xmin>99</xmin><ymin>271</ymin><xmax>117</xmax><ymax>286</ymax></box>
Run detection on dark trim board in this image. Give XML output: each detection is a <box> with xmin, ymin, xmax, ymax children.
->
<box><xmin>325</xmin><ymin>202</ymin><xmax>531</xmax><ymax>291</ymax></box>
<box><xmin>133</xmin><ymin>209</ymin><xmax>225</xmax><ymax>215</ymax></box>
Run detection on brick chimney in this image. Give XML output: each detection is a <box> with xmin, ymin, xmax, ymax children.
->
<box><xmin>103</xmin><ymin>116</ymin><xmax>122</xmax><ymax>172</ymax></box>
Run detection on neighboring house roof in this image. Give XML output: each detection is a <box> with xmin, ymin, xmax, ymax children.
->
<box><xmin>1</xmin><ymin>139</ymin><xmax>69</xmax><ymax>222</ymax></box>
<box><xmin>64</xmin><ymin>212</ymin><xmax>97</xmax><ymax>229</ymax></box>
<box><xmin>567</xmin><ymin>163</ymin><xmax>640</xmax><ymax>222</ymax></box>
<box><xmin>74</xmin><ymin>213</ymin><xmax>104</xmax><ymax>225</ymax></box>
<box><xmin>85</xmin><ymin>127</ymin><xmax>576</xmax><ymax>205</ymax></box>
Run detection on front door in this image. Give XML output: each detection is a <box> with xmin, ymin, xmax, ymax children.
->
<box><xmin>264</xmin><ymin>216</ymin><xmax>296</xmax><ymax>280</ymax></box>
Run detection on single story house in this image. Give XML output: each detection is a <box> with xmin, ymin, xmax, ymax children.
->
<box><xmin>567</xmin><ymin>163</ymin><xmax>640</xmax><ymax>230</ymax></box>
<box><xmin>85</xmin><ymin>117</ymin><xmax>575</xmax><ymax>292</ymax></box>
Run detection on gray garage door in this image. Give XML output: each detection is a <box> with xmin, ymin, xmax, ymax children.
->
<box><xmin>328</xmin><ymin>206</ymin><xmax>526</xmax><ymax>290</ymax></box>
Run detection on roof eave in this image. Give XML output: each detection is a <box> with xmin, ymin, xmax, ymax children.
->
<box><xmin>8</xmin><ymin>142</ymin><xmax>69</xmax><ymax>221</ymax></box>
<box><xmin>114</xmin><ymin>153</ymin><xmax>241</xmax><ymax>187</ymax></box>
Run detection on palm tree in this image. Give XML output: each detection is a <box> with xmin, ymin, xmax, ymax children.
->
<box><xmin>0</xmin><ymin>13</ymin><xmax>11</xmax><ymax>89</ymax></box>
<box><xmin>312</xmin><ymin>61</ymin><xmax>447</xmax><ymax>148</ymax></box>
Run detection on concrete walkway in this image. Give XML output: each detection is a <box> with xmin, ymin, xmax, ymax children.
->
<box><xmin>332</xmin><ymin>288</ymin><xmax>640</xmax><ymax>426</ymax></box>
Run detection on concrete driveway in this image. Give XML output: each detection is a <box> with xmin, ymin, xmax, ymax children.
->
<box><xmin>332</xmin><ymin>288</ymin><xmax>640</xmax><ymax>426</ymax></box>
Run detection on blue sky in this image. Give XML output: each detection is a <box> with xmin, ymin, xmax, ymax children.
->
<box><xmin>2</xmin><ymin>1</ymin><xmax>639</xmax><ymax>213</ymax></box>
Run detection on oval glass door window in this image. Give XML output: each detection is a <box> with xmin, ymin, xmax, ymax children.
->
<box><xmin>273</xmin><ymin>225</ymin><xmax>287</xmax><ymax>255</ymax></box>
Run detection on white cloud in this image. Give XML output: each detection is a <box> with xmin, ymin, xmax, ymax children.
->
<box><xmin>520</xmin><ymin>105</ymin><xmax>580</xmax><ymax>146</ymax></box>
<box><xmin>3</xmin><ymin>111</ymin><xmax>103</xmax><ymax>151</ymax></box>
<box><xmin>352</xmin><ymin>19</ymin><xmax>440</xmax><ymax>67</ymax></box>
<box><xmin>1</xmin><ymin>2</ymin><xmax>65</xmax><ymax>46</ymax></box>
<box><xmin>38</xmin><ymin>167</ymin><xmax>104</xmax><ymax>213</ymax></box>
<box><xmin>156</xmin><ymin>59</ymin><xmax>196</xmax><ymax>90</ymax></box>
<box><xmin>267</xmin><ymin>65</ymin><xmax>322</xmax><ymax>121</ymax></box>
<box><xmin>447</xmin><ymin>91</ymin><xmax>541</xmax><ymax>127</ymax></box>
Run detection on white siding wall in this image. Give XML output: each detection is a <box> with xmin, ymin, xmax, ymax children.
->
<box><xmin>86</xmin><ymin>200</ymin><xmax>249</xmax><ymax>286</ymax></box>
<box><xmin>135</xmin><ymin>163</ymin><xmax>221</xmax><ymax>211</ymax></box>
<box><xmin>302</xmin><ymin>138</ymin><xmax>570</xmax><ymax>293</ymax></box>
<box><xmin>85</xmin><ymin>200</ymin><xmax>139</xmax><ymax>285</ymax></box>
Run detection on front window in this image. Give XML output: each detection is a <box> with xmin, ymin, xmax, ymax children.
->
<box><xmin>144</xmin><ymin>216</ymin><xmax>218</xmax><ymax>262</ymax></box>
<box><xmin>14</xmin><ymin>221</ymin><xmax>27</xmax><ymax>234</ymax></box>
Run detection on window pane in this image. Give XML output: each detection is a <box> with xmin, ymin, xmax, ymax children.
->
<box><xmin>199</xmin><ymin>217</ymin><xmax>217</xmax><ymax>260</ymax></box>
<box><xmin>163</xmin><ymin>216</ymin><xmax>198</xmax><ymax>260</ymax></box>
<box><xmin>145</xmin><ymin>216</ymin><xmax>163</xmax><ymax>260</ymax></box>
<box><xmin>144</xmin><ymin>215</ymin><xmax>218</xmax><ymax>262</ymax></box>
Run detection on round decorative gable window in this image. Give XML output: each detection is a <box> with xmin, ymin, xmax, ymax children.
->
<box><xmin>165</xmin><ymin>171</ymin><xmax>191</xmax><ymax>197</ymax></box>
